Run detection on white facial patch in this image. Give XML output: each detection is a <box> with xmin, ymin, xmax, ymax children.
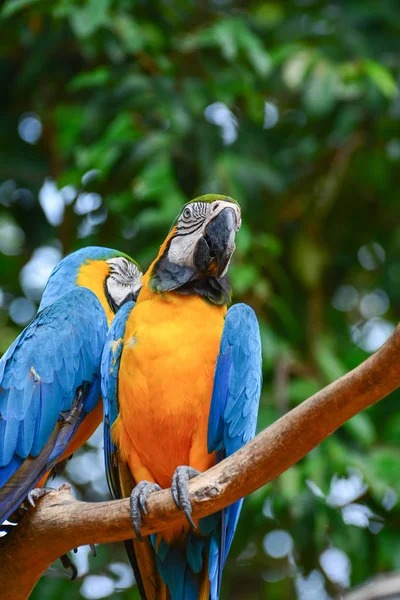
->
<box><xmin>168</xmin><ymin>200</ymin><xmax>241</xmax><ymax>268</ymax></box>
<box><xmin>106</xmin><ymin>257</ymin><xmax>142</xmax><ymax>307</ymax></box>
<box><xmin>168</xmin><ymin>230</ymin><xmax>204</xmax><ymax>267</ymax></box>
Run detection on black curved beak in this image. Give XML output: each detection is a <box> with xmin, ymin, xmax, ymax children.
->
<box><xmin>194</xmin><ymin>207</ymin><xmax>237</xmax><ymax>277</ymax></box>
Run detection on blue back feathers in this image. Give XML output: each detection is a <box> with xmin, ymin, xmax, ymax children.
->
<box><xmin>0</xmin><ymin>246</ymin><xmax>130</xmax><ymax>524</ymax></box>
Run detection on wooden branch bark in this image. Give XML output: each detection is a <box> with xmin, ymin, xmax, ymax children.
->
<box><xmin>2</xmin><ymin>323</ymin><xmax>400</xmax><ymax>600</ymax></box>
<box><xmin>344</xmin><ymin>571</ymin><xmax>400</xmax><ymax>599</ymax></box>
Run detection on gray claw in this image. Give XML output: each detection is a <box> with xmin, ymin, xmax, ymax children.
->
<box><xmin>27</xmin><ymin>487</ymin><xmax>54</xmax><ymax>508</ymax></box>
<box><xmin>130</xmin><ymin>481</ymin><xmax>161</xmax><ymax>541</ymax></box>
<box><xmin>171</xmin><ymin>466</ymin><xmax>201</xmax><ymax>529</ymax></box>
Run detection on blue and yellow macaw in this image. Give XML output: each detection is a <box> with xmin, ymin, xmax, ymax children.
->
<box><xmin>101</xmin><ymin>195</ymin><xmax>262</xmax><ymax>599</ymax></box>
<box><xmin>0</xmin><ymin>246</ymin><xmax>142</xmax><ymax>528</ymax></box>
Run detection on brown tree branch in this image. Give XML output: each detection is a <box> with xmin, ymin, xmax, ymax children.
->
<box><xmin>2</xmin><ymin>323</ymin><xmax>400</xmax><ymax>600</ymax></box>
<box><xmin>344</xmin><ymin>571</ymin><xmax>400</xmax><ymax>599</ymax></box>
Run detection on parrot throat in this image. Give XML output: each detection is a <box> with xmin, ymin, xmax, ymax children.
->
<box><xmin>149</xmin><ymin>240</ymin><xmax>231</xmax><ymax>306</ymax></box>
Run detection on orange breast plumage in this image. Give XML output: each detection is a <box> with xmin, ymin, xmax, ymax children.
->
<box><xmin>112</xmin><ymin>291</ymin><xmax>226</xmax><ymax>491</ymax></box>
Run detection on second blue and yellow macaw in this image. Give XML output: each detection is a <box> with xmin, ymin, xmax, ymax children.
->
<box><xmin>102</xmin><ymin>195</ymin><xmax>262</xmax><ymax>599</ymax></box>
<box><xmin>0</xmin><ymin>246</ymin><xmax>142</xmax><ymax>530</ymax></box>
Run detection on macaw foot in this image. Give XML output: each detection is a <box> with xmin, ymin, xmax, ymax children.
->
<box><xmin>60</xmin><ymin>553</ymin><xmax>78</xmax><ymax>580</ymax></box>
<box><xmin>130</xmin><ymin>480</ymin><xmax>162</xmax><ymax>541</ymax></box>
<box><xmin>171</xmin><ymin>466</ymin><xmax>201</xmax><ymax>529</ymax></box>
<box><xmin>27</xmin><ymin>487</ymin><xmax>54</xmax><ymax>508</ymax></box>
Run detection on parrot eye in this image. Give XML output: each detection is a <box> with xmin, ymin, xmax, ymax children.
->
<box><xmin>183</xmin><ymin>207</ymin><xmax>192</xmax><ymax>220</ymax></box>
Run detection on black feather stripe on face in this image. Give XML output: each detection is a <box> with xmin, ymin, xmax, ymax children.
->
<box><xmin>175</xmin><ymin>202</ymin><xmax>208</xmax><ymax>236</ymax></box>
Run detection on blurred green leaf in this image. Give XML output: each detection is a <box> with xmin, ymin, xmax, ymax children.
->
<box><xmin>364</xmin><ymin>60</ymin><xmax>398</xmax><ymax>98</ymax></box>
<box><xmin>68</xmin><ymin>67</ymin><xmax>112</xmax><ymax>92</ymax></box>
<box><xmin>230</xmin><ymin>263</ymin><xmax>259</xmax><ymax>294</ymax></box>
<box><xmin>304</xmin><ymin>62</ymin><xmax>340</xmax><ymax>117</ymax></box>
<box><xmin>291</xmin><ymin>233</ymin><xmax>327</xmax><ymax>289</ymax></box>
<box><xmin>69</xmin><ymin>0</ymin><xmax>111</xmax><ymax>38</ymax></box>
<box><xmin>344</xmin><ymin>413</ymin><xmax>376</xmax><ymax>447</ymax></box>
<box><xmin>288</xmin><ymin>378</ymin><xmax>321</xmax><ymax>405</ymax></box>
<box><xmin>370</xmin><ymin>449</ymin><xmax>400</xmax><ymax>489</ymax></box>
<box><xmin>279</xmin><ymin>465</ymin><xmax>301</xmax><ymax>500</ymax></box>
<box><xmin>315</xmin><ymin>337</ymin><xmax>347</xmax><ymax>382</ymax></box>
<box><xmin>1</xmin><ymin>0</ymin><xmax>41</xmax><ymax>17</ymax></box>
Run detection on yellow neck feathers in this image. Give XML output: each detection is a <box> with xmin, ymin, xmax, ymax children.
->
<box><xmin>77</xmin><ymin>260</ymin><xmax>114</xmax><ymax>325</ymax></box>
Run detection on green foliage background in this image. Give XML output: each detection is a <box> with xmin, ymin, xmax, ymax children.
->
<box><xmin>1</xmin><ymin>1</ymin><xmax>400</xmax><ymax>598</ymax></box>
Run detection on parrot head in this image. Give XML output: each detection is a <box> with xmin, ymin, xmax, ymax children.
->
<box><xmin>148</xmin><ymin>195</ymin><xmax>241</xmax><ymax>304</ymax></box>
<box><xmin>39</xmin><ymin>247</ymin><xmax>142</xmax><ymax>323</ymax></box>
<box><xmin>103</xmin><ymin>255</ymin><xmax>143</xmax><ymax>312</ymax></box>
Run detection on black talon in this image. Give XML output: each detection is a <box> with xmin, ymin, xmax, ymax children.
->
<box><xmin>90</xmin><ymin>544</ymin><xmax>97</xmax><ymax>557</ymax></box>
<box><xmin>0</xmin><ymin>524</ymin><xmax>16</xmax><ymax>533</ymax></box>
<box><xmin>130</xmin><ymin>481</ymin><xmax>162</xmax><ymax>541</ymax></box>
<box><xmin>171</xmin><ymin>466</ymin><xmax>201</xmax><ymax>529</ymax></box>
<box><xmin>60</xmin><ymin>553</ymin><xmax>78</xmax><ymax>580</ymax></box>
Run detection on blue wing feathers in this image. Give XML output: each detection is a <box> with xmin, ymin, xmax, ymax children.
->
<box><xmin>0</xmin><ymin>287</ymin><xmax>107</xmax><ymax>520</ymax></box>
<box><xmin>207</xmin><ymin>352</ymin><xmax>231</xmax><ymax>454</ymax></box>
<box><xmin>84</xmin><ymin>376</ymin><xmax>101</xmax><ymax>414</ymax></box>
<box><xmin>0</xmin><ymin>418</ymin><xmax>19</xmax><ymax>466</ymax></box>
<box><xmin>16</xmin><ymin>406</ymin><xmax>36</xmax><ymax>458</ymax></box>
<box><xmin>206</xmin><ymin>303</ymin><xmax>262</xmax><ymax>597</ymax></box>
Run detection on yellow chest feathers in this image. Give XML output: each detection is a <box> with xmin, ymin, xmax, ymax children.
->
<box><xmin>120</xmin><ymin>293</ymin><xmax>225</xmax><ymax>404</ymax></box>
<box><xmin>115</xmin><ymin>292</ymin><xmax>226</xmax><ymax>485</ymax></box>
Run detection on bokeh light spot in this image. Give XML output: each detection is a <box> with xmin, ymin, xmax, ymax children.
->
<box><xmin>20</xmin><ymin>246</ymin><xmax>62</xmax><ymax>301</ymax></box>
<box><xmin>0</xmin><ymin>217</ymin><xmax>25</xmax><ymax>255</ymax></box>
<box><xmin>82</xmin><ymin>169</ymin><xmax>101</xmax><ymax>186</ymax></box>
<box><xmin>74</xmin><ymin>192</ymin><xmax>102</xmax><ymax>215</ymax></box>
<box><xmin>9</xmin><ymin>297</ymin><xmax>36</xmax><ymax>326</ymax></box>
<box><xmin>320</xmin><ymin>547</ymin><xmax>351</xmax><ymax>588</ymax></box>
<box><xmin>263</xmin><ymin>530</ymin><xmax>293</xmax><ymax>558</ymax></box>
<box><xmin>332</xmin><ymin>285</ymin><xmax>358</xmax><ymax>312</ymax></box>
<box><xmin>109</xmin><ymin>562</ymin><xmax>135</xmax><ymax>589</ymax></box>
<box><xmin>360</xmin><ymin>289</ymin><xmax>389</xmax><ymax>319</ymax></box>
<box><xmin>204</xmin><ymin>102</ymin><xmax>238</xmax><ymax>145</ymax></box>
<box><xmin>295</xmin><ymin>570</ymin><xmax>330</xmax><ymax>600</ymax></box>
<box><xmin>18</xmin><ymin>112</ymin><xmax>42</xmax><ymax>144</ymax></box>
<box><xmin>326</xmin><ymin>470</ymin><xmax>367</xmax><ymax>508</ymax></box>
<box><xmin>357</xmin><ymin>243</ymin><xmax>385</xmax><ymax>270</ymax></box>
<box><xmin>264</xmin><ymin>102</ymin><xmax>279</xmax><ymax>129</ymax></box>
<box><xmin>39</xmin><ymin>179</ymin><xmax>64</xmax><ymax>226</ymax></box>
<box><xmin>80</xmin><ymin>575</ymin><xmax>115</xmax><ymax>599</ymax></box>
